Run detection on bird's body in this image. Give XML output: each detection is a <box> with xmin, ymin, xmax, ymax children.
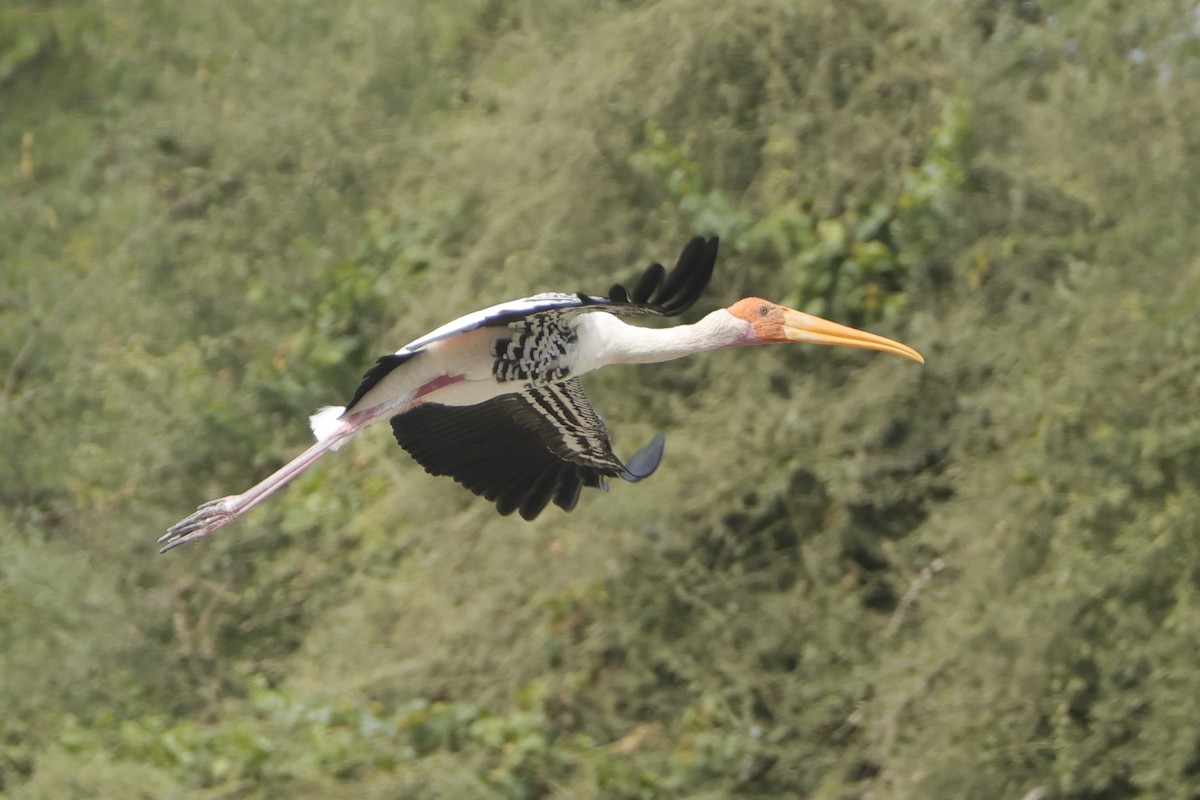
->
<box><xmin>160</xmin><ymin>237</ymin><xmax>923</xmax><ymax>552</ymax></box>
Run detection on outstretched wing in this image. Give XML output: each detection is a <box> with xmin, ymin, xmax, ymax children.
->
<box><xmin>600</xmin><ymin>235</ymin><xmax>719</xmax><ymax>317</ymax></box>
<box><xmin>398</xmin><ymin>235</ymin><xmax>718</xmax><ymax>353</ymax></box>
<box><xmin>345</xmin><ymin>236</ymin><xmax>719</xmax><ymax>409</ymax></box>
<box><xmin>389</xmin><ymin>379</ymin><xmax>665</xmax><ymax>520</ymax></box>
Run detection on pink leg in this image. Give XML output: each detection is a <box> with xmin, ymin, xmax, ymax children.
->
<box><xmin>158</xmin><ymin>432</ymin><xmax>349</xmax><ymax>552</ymax></box>
<box><xmin>159</xmin><ymin>403</ymin><xmax>385</xmax><ymax>552</ymax></box>
<box><xmin>159</xmin><ymin>375</ymin><xmax>465</xmax><ymax>553</ymax></box>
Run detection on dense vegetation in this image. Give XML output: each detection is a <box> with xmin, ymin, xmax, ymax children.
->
<box><xmin>4</xmin><ymin>1</ymin><xmax>1200</xmax><ymax>797</ymax></box>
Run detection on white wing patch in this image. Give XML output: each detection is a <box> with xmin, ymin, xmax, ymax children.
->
<box><xmin>397</xmin><ymin>293</ymin><xmax>599</xmax><ymax>355</ymax></box>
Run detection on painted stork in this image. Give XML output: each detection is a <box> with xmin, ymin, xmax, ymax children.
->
<box><xmin>159</xmin><ymin>237</ymin><xmax>923</xmax><ymax>552</ymax></box>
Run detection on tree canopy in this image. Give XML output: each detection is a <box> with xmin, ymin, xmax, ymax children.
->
<box><xmin>3</xmin><ymin>1</ymin><xmax>1200</xmax><ymax>797</ymax></box>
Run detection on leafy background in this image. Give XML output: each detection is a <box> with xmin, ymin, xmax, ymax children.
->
<box><xmin>4</xmin><ymin>0</ymin><xmax>1200</xmax><ymax>797</ymax></box>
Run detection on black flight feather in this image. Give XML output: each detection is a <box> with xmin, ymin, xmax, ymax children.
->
<box><xmin>345</xmin><ymin>238</ymin><xmax>718</xmax><ymax>412</ymax></box>
<box><xmin>389</xmin><ymin>380</ymin><xmax>666</xmax><ymax>519</ymax></box>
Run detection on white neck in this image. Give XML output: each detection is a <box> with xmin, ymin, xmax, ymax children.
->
<box><xmin>573</xmin><ymin>309</ymin><xmax>750</xmax><ymax>375</ymax></box>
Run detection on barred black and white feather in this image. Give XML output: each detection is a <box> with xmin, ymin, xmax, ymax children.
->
<box><xmin>390</xmin><ymin>379</ymin><xmax>665</xmax><ymax>519</ymax></box>
<box><xmin>345</xmin><ymin>237</ymin><xmax>718</xmax><ymax>409</ymax></box>
<box><xmin>161</xmin><ymin>233</ymin><xmax>926</xmax><ymax>553</ymax></box>
<box><xmin>324</xmin><ymin>237</ymin><xmax>719</xmax><ymax>518</ymax></box>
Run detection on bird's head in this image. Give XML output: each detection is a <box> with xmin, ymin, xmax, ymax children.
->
<box><xmin>725</xmin><ymin>298</ymin><xmax>925</xmax><ymax>363</ymax></box>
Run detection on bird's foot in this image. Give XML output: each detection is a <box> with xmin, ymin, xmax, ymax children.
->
<box><xmin>158</xmin><ymin>496</ymin><xmax>240</xmax><ymax>553</ymax></box>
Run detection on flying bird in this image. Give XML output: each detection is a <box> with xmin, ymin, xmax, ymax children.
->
<box><xmin>160</xmin><ymin>237</ymin><xmax>923</xmax><ymax>552</ymax></box>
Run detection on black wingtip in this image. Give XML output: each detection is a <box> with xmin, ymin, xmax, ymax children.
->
<box><xmin>660</xmin><ymin>236</ymin><xmax>718</xmax><ymax>315</ymax></box>
<box><xmin>632</xmin><ymin>262</ymin><xmax>666</xmax><ymax>304</ymax></box>
<box><xmin>607</xmin><ymin>236</ymin><xmax>719</xmax><ymax>316</ymax></box>
<box><xmin>620</xmin><ymin>432</ymin><xmax>666</xmax><ymax>482</ymax></box>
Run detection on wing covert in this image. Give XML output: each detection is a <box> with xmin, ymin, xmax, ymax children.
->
<box><xmin>389</xmin><ymin>379</ymin><xmax>665</xmax><ymax>519</ymax></box>
<box><xmin>345</xmin><ymin>237</ymin><xmax>719</xmax><ymax>412</ymax></box>
<box><xmin>398</xmin><ymin>235</ymin><xmax>719</xmax><ymax>352</ymax></box>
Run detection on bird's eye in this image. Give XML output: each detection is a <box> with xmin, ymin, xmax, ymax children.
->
<box><xmin>757</xmin><ymin>304</ymin><xmax>770</xmax><ymax>317</ymax></box>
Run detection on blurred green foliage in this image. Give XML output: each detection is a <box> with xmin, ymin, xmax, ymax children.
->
<box><xmin>0</xmin><ymin>1</ymin><xmax>102</xmax><ymax>87</ymax></box>
<box><xmin>634</xmin><ymin>96</ymin><xmax>975</xmax><ymax>326</ymax></box>
<box><xmin>4</xmin><ymin>0</ymin><xmax>1200</xmax><ymax>798</ymax></box>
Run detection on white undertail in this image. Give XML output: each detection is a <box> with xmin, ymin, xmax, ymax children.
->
<box><xmin>309</xmin><ymin>405</ymin><xmax>347</xmax><ymax>448</ymax></box>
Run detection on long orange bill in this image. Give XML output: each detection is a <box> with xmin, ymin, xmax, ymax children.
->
<box><xmin>782</xmin><ymin>309</ymin><xmax>925</xmax><ymax>363</ymax></box>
